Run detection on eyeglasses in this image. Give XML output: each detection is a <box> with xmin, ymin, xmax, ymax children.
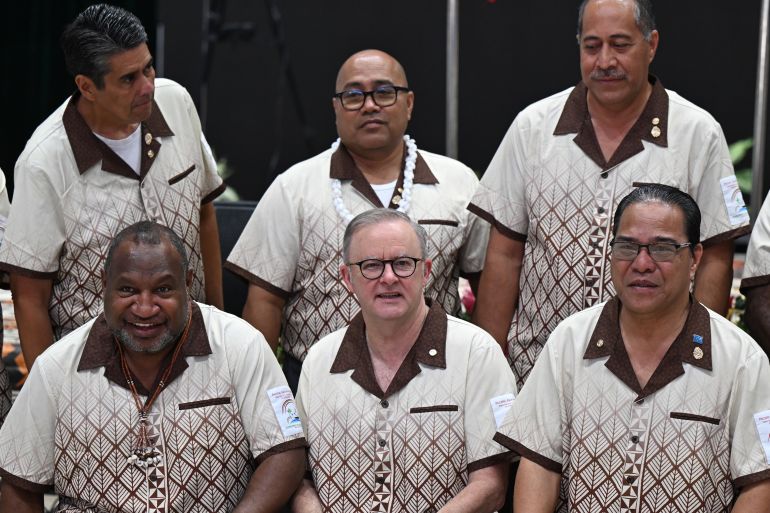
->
<box><xmin>610</xmin><ymin>239</ymin><xmax>692</xmax><ymax>262</ymax></box>
<box><xmin>333</xmin><ymin>85</ymin><xmax>410</xmax><ymax>111</ymax></box>
<box><xmin>348</xmin><ymin>257</ymin><xmax>423</xmax><ymax>280</ymax></box>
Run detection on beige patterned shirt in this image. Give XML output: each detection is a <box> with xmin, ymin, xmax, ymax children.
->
<box><xmin>0</xmin><ymin>303</ymin><xmax>306</xmax><ymax>512</ymax></box>
<box><xmin>469</xmin><ymin>77</ymin><xmax>750</xmax><ymax>389</ymax></box>
<box><xmin>495</xmin><ymin>298</ymin><xmax>770</xmax><ymax>513</ymax></box>
<box><xmin>742</xmin><ymin>193</ymin><xmax>770</xmax><ymax>289</ymax></box>
<box><xmin>0</xmin><ymin>79</ymin><xmax>224</xmax><ymax>339</ymax></box>
<box><xmin>297</xmin><ymin>301</ymin><xmax>517</xmax><ymax>513</ymax></box>
<box><xmin>226</xmin><ymin>144</ymin><xmax>489</xmax><ymax>361</ymax></box>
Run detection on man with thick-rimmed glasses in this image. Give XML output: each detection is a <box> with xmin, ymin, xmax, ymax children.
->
<box><xmin>495</xmin><ymin>184</ymin><xmax>770</xmax><ymax>512</ymax></box>
<box><xmin>292</xmin><ymin>209</ymin><xmax>516</xmax><ymax>513</ymax></box>
<box><xmin>226</xmin><ymin>49</ymin><xmax>489</xmax><ymax>392</ymax></box>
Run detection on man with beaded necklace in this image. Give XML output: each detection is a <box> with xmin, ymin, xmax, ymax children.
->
<box><xmin>0</xmin><ymin>222</ymin><xmax>305</xmax><ymax>513</ymax></box>
<box><xmin>226</xmin><ymin>49</ymin><xmax>489</xmax><ymax>391</ymax></box>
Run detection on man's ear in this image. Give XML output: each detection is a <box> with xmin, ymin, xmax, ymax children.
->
<box><xmin>75</xmin><ymin>74</ymin><xmax>97</xmax><ymax>101</ymax></box>
<box><xmin>422</xmin><ymin>258</ymin><xmax>432</xmax><ymax>285</ymax></box>
<box><xmin>690</xmin><ymin>243</ymin><xmax>704</xmax><ymax>281</ymax></box>
<box><xmin>340</xmin><ymin>263</ymin><xmax>353</xmax><ymax>294</ymax></box>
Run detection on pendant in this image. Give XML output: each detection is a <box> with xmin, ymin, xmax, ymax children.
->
<box><xmin>128</xmin><ymin>446</ymin><xmax>162</xmax><ymax>468</ymax></box>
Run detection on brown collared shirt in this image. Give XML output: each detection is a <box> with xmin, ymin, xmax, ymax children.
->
<box><xmin>226</xmin><ymin>144</ymin><xmax>489</xmax><ymax>361</ymax></box>
<box><xmin>297</xmin><ymin>301</ymin><xmax>517</xmax><ymax>512</ymax></box>
<box><xmin>469</xmin><ymin>77</ymin><xmax>750</xmax><ymax>389</ymax></box>
<box><xmin>495</xmin><ymin>298</ymin><xmax>770</xmax><ymax>513</ymax></box>
<box><xmin>0</xmin><ymin>79</ymin><xmax>225</xmax><ymax>339</ymax></box>
<box><xmin>0</xmin><ymin>302</ymin><xmax>305</xmax><ymax>512</ymax></box>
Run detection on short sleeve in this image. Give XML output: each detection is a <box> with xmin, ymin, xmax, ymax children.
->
<box><xmin>494</xmin><ymin>334</ymin><xmax>563</xmax><ymax>473</ymax></box>
<box><xmin>198</xmin><ymin>131</ymin><xmax>224</xmax><ymax>204</ymax></box>
<box><xmin>468</xmin><ymin>117</ymin><xmax>531</xmax><ymax>241</ymax></box>
<box><xmin>0</xmin><ymin>161</ymin><xmax>65</xmax><ymax>277</ymax></box>
<box><xmin>457</xmin><ymin>209</ymin><xmax>490</xmax><ymax>275</ymax></box>
<box><xmin>462</xmin><ymin>326</ymin><xmax>518</xmax><ymax>470</ymax></box>
<box><xmin>226</xmin><ymin>316</ymin><xmax>305</xmax><ymax>462</ymax></box>
<box><xmin>225</xmin><ymin>173</ymin><xmax>300</xmax><ymax>297</ymax></box>
<box><xmin>690</xmin><ymin>122</ymin><xmax>750</xmax><ymax>244</ymax></box>
<box><xmin>742</xmin><ymin>194</ymin><xmax>770</xmax><ymax>288</ymax></box>
<box><xmin>728</xmin><ymin>349</ymin><xmax>770</xmax><ymax>486</ymax></box>
<box><xmin>0</xmin><ymin>355</ymin><xmax>58</xmax><ymax>490</ymax></box>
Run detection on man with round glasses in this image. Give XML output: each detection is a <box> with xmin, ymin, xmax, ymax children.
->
<box><xmin>226</xmin><ymin>49</ymin><xmax>489</xmax><ymax>392</ymax></box>
<box><xmin>494</xmin><ymin>184</ymin><xmax>770</xmax><ymax>512</ymax></box>
<box><xmin>293</xmin><ymin>209</ymin><xmax>515</xmax><ymax>513</ymax></box>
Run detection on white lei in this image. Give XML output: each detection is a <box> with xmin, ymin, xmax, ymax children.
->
<box><xmin>330</xmin><ymin>135</ymin><xmax>417</xmax><ymax>224</ymax></box>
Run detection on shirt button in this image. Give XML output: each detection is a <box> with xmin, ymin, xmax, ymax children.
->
<box><xmin>380</xmin><ymin>399</ymin><xmax>389</xmax><ymax>408</ymax></box>
<box><xmin>635</xmin><ymin>398</ymin><xmax>645</xmax><ymax>405</ymax></box>
<box><xmin>597</xmin><ymin>206</ymin><xmax>605</xmax><ymax>214</ymax></box>
<box><xmin>600</xmin><ymin>171</ymin><xmax>609</xmax><ymax>179</ymax></box>
<box><xmin>626</xmin><ymin>476</ymin><xmax>636</xmax><ymax>484</ymax></box>
<box><xmin>630</xmin><ymin>435</ymin><xmax>639</xmax><ymax>443</ymax></box>
<box><xmin>378</xmin><ymin>439</ymin><xmax>387</xmax><ymax>447</ymax></box>
<box><xmin>375</xmin><ymin>476</ymin><xmax>385</xmax><ymax>484</ymax></box>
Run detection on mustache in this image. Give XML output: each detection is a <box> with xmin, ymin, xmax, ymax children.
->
<box><xmin>590</xmin><ymin>69</ymin><xmax>626</xmax><ymax>80</ymax></box>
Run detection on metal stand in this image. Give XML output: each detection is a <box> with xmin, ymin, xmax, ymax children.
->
<box><xmin>751</xmin><ymin>0</ymin><xmax>770</xmax><ymax>220</ymax></box>
<box><xmin>445</xmin><ymin>0</ymin><xmax>460</xmax><ymax>159</ymax></box>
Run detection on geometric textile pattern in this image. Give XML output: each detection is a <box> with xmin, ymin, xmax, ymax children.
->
<box><xmin>495</xmin><ymin>301</ymin><xmax>770</xmax><ymax>513</ymax></box>
<box><xmin>471</xmin><ymin>83</ymin><xmax>749</xmax><ymax>389</ymax></box>
<box><xmin>0</xmin><ymin>304</ymin><xmax>305</xmax><ymax>512</ymax></box>
<box><xmin>226</xmin><ymin>147</ymin><xmax>489</xmax><ymax>362</ymax></box>
<box><xmin>0</xmin><ymin>79</ymin><xmax>223</xmax><ymax>339</ymax></box>
<box><xmin>297</xmin><ymin>309</ymin><xmax>516</xmax><ymax>512</ymax></box>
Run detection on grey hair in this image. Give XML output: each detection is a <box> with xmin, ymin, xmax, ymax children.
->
<box><xmin>104</xmin><ymin>221</ymin><xmax>189</xmax><ymax>277</ymax></box>
<box><xmin>61</xmin><ymin>4</ymin><xmax>148</xmax><ymax>89</ymax></box>
<box><xmin>577</xmin><ymin>0</ymin><xmax>656</xmax><ymax>41</ymax></box>
<box><xmin>342</xmin><ymin>209</ymin><xmax>428</xmax><ymax>262</ymax></box>
<box><xmin>612</xmin><ymin>184</ymin><xmax>701</xmax><ymax>249</ymax></box>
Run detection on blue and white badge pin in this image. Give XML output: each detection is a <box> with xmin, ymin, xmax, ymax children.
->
<box><xmin>692</xmin><ymin>334</ymin><xmax>704</xmax><ymax>359</ymax></box>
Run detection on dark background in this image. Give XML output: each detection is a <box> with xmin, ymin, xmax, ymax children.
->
<box><xmin>2</xmin><ymin>0</ymin><xmax>767</xmax><ymax>203</ymax></box>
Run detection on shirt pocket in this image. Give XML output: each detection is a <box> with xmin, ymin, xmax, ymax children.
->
<box><xmin>669</xmin><ymin>411</ymin><xmax>721</xmax><ymax>425</ymax></box>
<box><xmin>168</xmin><ymin>164</ymin><xmax>197</xmax><ymax>185</ymax></box>
<box><xmin>178</xmin><ymin>396</ymin><xmax>231</xmax><ymax>410</ymax></box>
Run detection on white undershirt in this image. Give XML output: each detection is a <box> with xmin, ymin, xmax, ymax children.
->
<box><xmin>93</xmin><ymin>124</ymin><xmax>142</xmax><ymax>175</ymax></box>
<box><xmin>370</xmin><ymin>179</ymin><xmax>398</xmax><ymax>207</ymax></box>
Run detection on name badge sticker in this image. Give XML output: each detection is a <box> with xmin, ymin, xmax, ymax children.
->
<box><xmin>720</xmin><ymin>175</ymin><xmax>750</xmax><ymax>226</ymax></box>
<box><xmin>490</xmin><ymin>393</ymin><xmax>516</xmax><ymax>429</ymax></box>
<box><xmin>267</xmin><ymin>385</ymin><xmax>303</xmax><ymax>438</ymax></box>
<box><xmin>753</xmin><ymin>410</ymin><xmax>770</xmax><ymax>464</ymax></box>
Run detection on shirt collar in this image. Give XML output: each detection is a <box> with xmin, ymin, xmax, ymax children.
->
<box><xmin>77</xmin><ymin>302</ymin><xmax>212</xmax><ymax>395</ymax></box>
<box><xmin>553</xmin><ymin>75</ymin><xmax>669</xmax><ymax>171</ymax></box>
<box><xmin>63</xmin><ymin>91</ymin><xmax>174</xmax><ymax>180</ymax></box>
<box><xmin>584</xmin><ymin>296</ymin><xmax>712</xmax><ymax>401</ymax></box>
<box><xmin>329</xmin><ymin>142</ymin><xmax>439</xmax><ymax>208</ymax></box>
<box><xmin>329</xmin><ymin>299</ymin><xmax>447</xmax><ymax>399</ymax></box>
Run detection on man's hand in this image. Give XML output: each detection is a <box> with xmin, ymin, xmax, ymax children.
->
<box><xmin>242</xmin><ymin>284</ymin><xmax>286</xmax><ymax>353</ymax></box>
<box><xmin>0</xmin><ymin>481</ymin><xmax>44</xmax><ymax>513</ymax></box>
<box><xmin>693</xmin><ymin>239</ymin><xmax>734</xmax><ymax>315</ymax></box>
<box><xmin>10</xmin><ymin>274</ymin><xmax>54</xmax><ymax>370</ymax></box>
<box><xmin>233</xmin><ymin>447</ymin><xmax>305</xmax><ymax>513</ymax></box>
<box><xmin>199</xmin><ymin>201</ymin><xmax>224</xmax><ymax>309</ymax></box>
<box><xmin>472</xmin><ymin>227</ymin><xmax>525</xmax><ymax>353</ymax></box>
<box><xmin>513</xmin><ymin>457</ymin><xmax>560</xmax><ymax>513</ymax></box>
<box><xmin>437</xmin><ymin>462</ymin><xmax>508</xmax><ymax>513</ymax></box>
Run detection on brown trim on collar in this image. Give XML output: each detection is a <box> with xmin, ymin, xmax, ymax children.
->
<box><xmin>329</xmin><ymin>299</ymin><xmax>447</xmax><ymax>399</ymax></box>
<box><xmin>585</xmin><ymin>297</ymin><xmax>712</xmax><ymax>400</ymax></box>
<box><xmin>63</xmin><ymin>92</ymin><xmax>174</xmax><ymax>180</ymax></box>
<box><xmin>329</xmin><ymin>143</ymin><xmax>438</xmax><ymax>208</ymax></box>
<box><xmin>553</xmin><ymin>76</ymin><xmax>669</xmax><ymax>172</ymax></box>
<box><xmin>77</xmin><ymin>302</ymin><xmax>212</xmax><ymax>395</ymax></box>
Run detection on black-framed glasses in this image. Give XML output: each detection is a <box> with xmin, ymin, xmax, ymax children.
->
<box><xmin>333</xmin><ymin>85</ymin><xmax>410</xmax><ymax>111</ymax></box>
<box><xmin>348</xmin><ymin>257</ymin><xmax>423</xmax><ymax>280</ymax></box>
<box><xmin>610</xmin><ymin>239</ymin><xmax>692</xmax><ymax>262</ymax></box>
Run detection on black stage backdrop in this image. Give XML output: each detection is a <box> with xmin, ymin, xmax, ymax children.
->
<box><xmin>3</xmin><ymin>1</ymin><xmax>767</xmax><ymax>202</ymax></box>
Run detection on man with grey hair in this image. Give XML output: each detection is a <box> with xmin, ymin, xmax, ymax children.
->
<box><xmin>293</xmin><ymin>209</ymin><xmax>516</xmax><ymax>513</ymax></box>
<box><xmin>0</xmin><ymin>221</ymin><xmax>305</xmax><ymax>513</ymax></box>
<box><xmin>0</xmin><ymin>4</ymin><xmax>225</xmax><ymax>371</ymax></box>
<box><xmin>469</xmin><ymin>0</ymin><xmax>749</xmax><ymax>390</ymax></box>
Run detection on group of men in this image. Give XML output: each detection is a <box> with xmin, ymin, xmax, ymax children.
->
<box><xmin>0</xmin><ymin>0</ymin><xmax>769</xmax><ymax>512</ymax></box>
